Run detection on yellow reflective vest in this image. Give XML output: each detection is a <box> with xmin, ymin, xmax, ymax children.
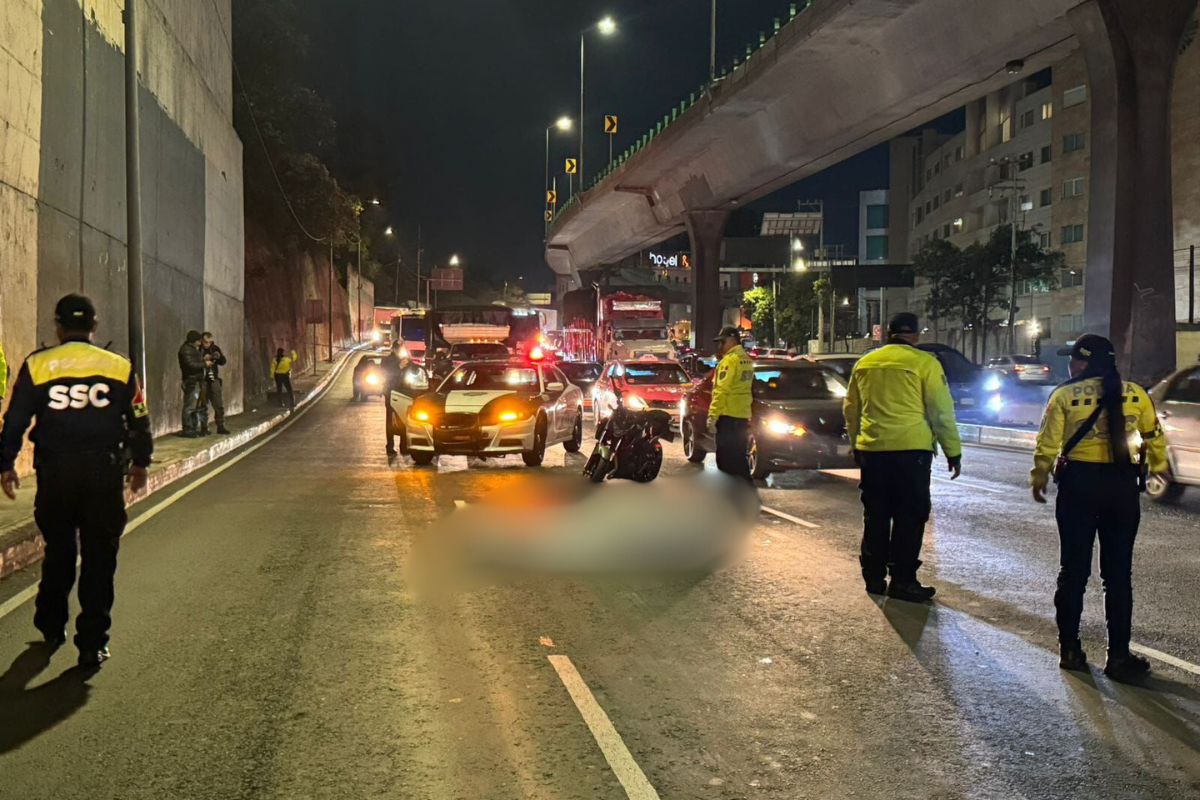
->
<box><xmin>843</xmin><ymin>343</ymin><xmax>962</xmax><ymax>456</ymax></box>
<box><xmin>708</xmin><ymin>345</ymin><xmax>754</xmax><ymax>423</ymax></box>
<box><xmin>1031</xmin><ymin>377</ymin><xmax>1167</xmax><ymax>485</ymax></box>
<box><xmin>0</xmin><ymin>341</ymin><xmax>7</xmax><ymax>399</ymax></box>
<box><xmin>271</xmin><ymin>350</ymin><xmax>298</xmax><ymax>376</ymax></box>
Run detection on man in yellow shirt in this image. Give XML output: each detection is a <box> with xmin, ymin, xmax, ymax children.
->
<box><xmin>1030</xmin><ymin>334</ymin><xmax>1166</xmax><ymax>682</ymax></box>
<box><xmin>844</xmin><ymin>313</ymin><xmax>961</xmax><ymax>601</ymax></box>
<box><xmin>707</xmin><ymin>326</ymin><xmax>754</xmax><ymax>481</ymax></box>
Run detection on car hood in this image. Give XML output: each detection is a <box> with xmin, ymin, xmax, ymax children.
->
<box><xmin>444</xmin><ymin>389</ymin><xmax>519</xmax><ymax>413</ymax></box>
<box><xmin>627</xmin><ymin>385</ymin><xmax>690</xmax><ymax>400</ymax></box>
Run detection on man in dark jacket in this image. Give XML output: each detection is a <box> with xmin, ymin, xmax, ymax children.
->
<box><xmin>199</xmin><ymin>332</ymin><xmax>229</xmax><ymax>435</ymax></box>
<box><xmin>178</xmin><ymin>331</ymin><xmax>206</xmax><ymax>438</ymax></box>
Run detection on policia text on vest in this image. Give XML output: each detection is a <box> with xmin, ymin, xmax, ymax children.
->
<box><xmin>0</xmin><ymin>295</ymin><xmax>152</xmax><ymax>668</ymax></box>
<box><xmin>843</xmin><ymin>313</ymin><xmax>961</xmax><ymax>603</ymax></box>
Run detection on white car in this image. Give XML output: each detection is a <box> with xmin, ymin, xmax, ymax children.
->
<box><xmin>405</xmin><ymin>357</ymin><xmax>584</xmax><ymax>466</ymax></box>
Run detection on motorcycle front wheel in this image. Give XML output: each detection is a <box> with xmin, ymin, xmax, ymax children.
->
<box><xmin>630</xmin><ymin>440</ymin><xmax>664</xmax><ymax>483</ymax></box>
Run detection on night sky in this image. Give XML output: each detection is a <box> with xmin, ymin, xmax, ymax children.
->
<box><xmin>297</xmin><ymin>1</ymin><xmax>896</xmax><ymax>289</ymax></box>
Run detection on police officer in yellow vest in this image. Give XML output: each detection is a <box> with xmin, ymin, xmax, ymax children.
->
<box><xmin>844</xmin><ymin>313</ymin><xmax>961</xmax><ymax>602</ymax></box>
<box><xmin>0</xmin><ymin>295</ymin><xmax>152</xmax><ymax>667</ymax></box>
<box><xmin>271</xmin><ymin>348</ymin><xmax>298</xmax><ymax>408</ymax></box>
<box><xmin>707</xmin><ymin>326</ymin><xmax>755</xmax><ymax>481</ymax></box>
<box><xmin>1031</xmin><ymin>334</ymin><xmax>1167</xmax><ymax>682</ymax></box>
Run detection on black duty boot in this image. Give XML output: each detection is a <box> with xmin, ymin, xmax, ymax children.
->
<box><xmin>1059</xmin><ymin>641</ymin><xmax>1088</xmax><ymax>672</ymax></box>
<box><xmin>39</xmin><ymin>627</ymin><xmax>67</xmax><ymax>649</ymax></box>
<box><xmin>78</xmin><ymin>647</ymin><xmax>111</xmax><ymax>668</ymax></box>
<box><xmin>217</xmin><ymin>425</ymin><xmax>230</xmax><ymax>435</ymax></box>
<box><xmin>860</xmin><ymin>556</ymin><xmax>887</xmax><ymax>596</ymax></box>
<box><xmin>886</xmin><ymin>580</ymin><xmax>936</xmax><ymax>603</ymax></box>
<box><xmin>1104</xmin><ymin>652</ymin><xmax>1151</xmax><ymax>683</ymax></box>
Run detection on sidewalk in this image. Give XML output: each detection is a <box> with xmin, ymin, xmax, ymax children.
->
<box><xmin>0</xmin><ymin>350</ymin><xmax>357</xmax><ymax>579</ymax></box>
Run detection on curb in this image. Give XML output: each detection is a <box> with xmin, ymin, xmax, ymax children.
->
<box><xmin>0</xmin><ymin>347</ymin><xmax>361</xmax><ymax>580</ymax></box>
<box><xmin>958</xmin><ymin>423</ymin><xmax>1037</xmax><ymax>451</ymax></box>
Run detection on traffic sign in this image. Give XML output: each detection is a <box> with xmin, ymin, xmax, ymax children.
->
<box><xmin>546</xmin><ymin>189</ymin><xmax>557</xmax><ymax>204</ymax></box>
<box><xmin>604</xmin><ymin>115</ymin><xmax>618</xmax><ymax>134</ymax></box>
<box><xmin>565</xmin><ymin>158</ymin><xmax>578</xmax><ymax>174</ymax></box>
<box><xmin>544</xmin><ymin>210</ymin><xmax>553</xmax><ymax>222</ymax></box>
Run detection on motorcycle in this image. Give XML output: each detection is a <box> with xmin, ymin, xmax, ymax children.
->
<box><xmin>583</xmin><ymin>391</ymin><xmax>675</xmax><ymax>483</ymax></box>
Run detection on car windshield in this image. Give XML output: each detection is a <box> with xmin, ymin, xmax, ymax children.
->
<box><xmin>400</xmin><ymin>318</ymin><xmax>425</xmax><ymax>341</ymax></box>
<box><xmin>820</xmin><ymin>358</ymin><xmax>858</xmax><ymax>378</ymax></box>
<box><xmin>357</xmin><ymin>357</ymin><xmax>381</xmax><ymax>371</ymax></box>
<box><xmin>451</xmin><ymin>343</ymin><xmax>509</xmax><ymax>359</ymax></box>
<box><xmin>613</xmin><ymin>328</ymin><xmax>667</xmax><ymax>341</ymax></box>
<box><xmin>622</xmin><ymin>364</ymin><xmax>691</xmax><ymax>385</ymax></box>
<box><xmin>1010</xmin><ymin>355</ymin><xmax>1039</xmax><ymax>364</ymax></box>
<box><xmin>560</xmin><ymin>363</ymin><xmax>601</xmax><ymax>381</ymax></box>
<box><xmin>928</xmin><ymin>348</ymin><xmax>977</xmax><ymax>382</ymax></box>
<box><xmin>439</xmin><ymin>365</ymin><xmax>539</xmax><ymax>392</ymax></box>
<box><xmin>753</xmin><ymin>367</ymin><xmax>847</xmax><ymax>400</ymax></box>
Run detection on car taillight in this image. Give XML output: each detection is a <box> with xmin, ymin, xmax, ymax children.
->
<box><xmin>1014</xmin><ymin>364</ymin><xmax>1027</xmax><ymax>372</ymax></box>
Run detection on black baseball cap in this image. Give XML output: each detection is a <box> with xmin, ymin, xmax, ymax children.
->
<box><xmin>1058</xmin><ymin>333</ymin><xmax>1115</xmax><ymax>362</ymax></box>
<box><xmin>712</xmin><ymin>325</ymin><xmax>742</xmax><ymax>343</ymax></box>
<box><xmin>54</xmin><ymin>294</ymin><xmax>96</xmax><ymax>330</ymax></box>
<box><xmin>888</xmin><ymin>312</ymin><xmax>920</xmax><ymax>336</ymax></box>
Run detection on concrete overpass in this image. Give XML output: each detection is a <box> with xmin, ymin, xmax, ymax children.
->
<box><xmin>545</xmin><ymin>0</ymin><xmax>1197</xmax><ymax>382</ymax></box>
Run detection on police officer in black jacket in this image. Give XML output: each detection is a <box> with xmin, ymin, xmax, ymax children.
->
<box><xmin>0</xmin><ymin>295</ymin><xmax>153</xmax><ymax>667</ymax></box>
<box><xmin>178</xmin><ymin>330</ymin><xmax>206</xmax><ymax>438</ymax></box>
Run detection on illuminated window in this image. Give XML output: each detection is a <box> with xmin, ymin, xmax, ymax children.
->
<box><xmin>953</xmin><ymin>217</ymin><xmax>964</xmax><ymax>232</ymax></box>
<box><xmin>1001</xmin><ymin>114</ymin><xmax>1013</xmax><ymax>143</ymax></box>
<box><xmin>1041</xmin><ymin>101</ymin><xmax>1054</xmax><ymax>120</ymax></box>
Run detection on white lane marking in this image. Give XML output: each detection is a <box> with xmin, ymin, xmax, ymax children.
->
<box><xmin>548</xmin><ymin>654</ymin><xmax>662</xmax><ymax>800</ymax></box>
<box><xmin>1130</xmin><ymin>643</ymin><xmax>1200</xmax><ymax>677</ymax></box>
<box><xmin>0</xmin><ymin>352</ymin><xmax>354</xmax><ymax>624</ymax></box>
<box><xmin>761</xmin><ymin>505</ymin><xmax>820</xmax><ymax>529</ymax></box>
<box><xmin>932</xmin><ymin>478</ymin><xmax>1007</xmax><ymax>494</ymax></box>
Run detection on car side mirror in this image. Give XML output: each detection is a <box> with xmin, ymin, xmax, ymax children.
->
<box><xmin>547</xmin><ymin>381</ymin><xmax>564</xmax><ymax>392</ymax></box>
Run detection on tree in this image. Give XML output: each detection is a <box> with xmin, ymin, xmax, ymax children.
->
<box><xmin>775</xmin><ymin>274</ymin><xmax>819</xmax><ymax>348</ymax></box>
<box><xmin>912</xmin><ymin>225</ymin><xmax>1064</xmax><ymax>361</ymax></box>
<box><xmin>742</xmin><ymin>286</ymin><xmax>774</xmax><ymax>345</ymax></box>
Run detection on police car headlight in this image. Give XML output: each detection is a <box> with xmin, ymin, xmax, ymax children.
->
<box><xmin>623</xmin><ymin>394</ymin><xmax>648</xmax><ymax>410</ymax></box>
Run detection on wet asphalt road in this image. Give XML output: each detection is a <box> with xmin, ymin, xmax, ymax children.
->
<box><xmin>0</xmin><ymin>356</ymin><xmax>1198</xmax><ymax>799</ymax></box>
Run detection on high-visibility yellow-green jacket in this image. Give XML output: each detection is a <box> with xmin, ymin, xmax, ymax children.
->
<box><xmin>271</xmin><ymin>350</ymin><xmax>298</xmax><ymax>376</ymax></box>
<box><xmin>844</xmin><ymin>343</ymin><xmax>962</xmax><ymax>456</ymax></box>
<box><xmin>1031</xmin><ymin>377</ymin><xmax>1167</xmax><ymax>485</ymax></box>
<box><xmin>708</xmin><ymin>344</ymin><xmax>754</xmax><ymax>423</ymax></box>
<box><xmin>0</xmin><ymin>341</ymin><xmax>7</xmax><ymax>399</ymax></box>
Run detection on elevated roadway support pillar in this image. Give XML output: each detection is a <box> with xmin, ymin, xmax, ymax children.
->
<box><xmin>1072</xmin><ymin>0</ymin><xmax>1198</xmax><ymax>382</ymax></box>
<box><xmin>686</xmin><ymin>210</ymin><xmax>729</xmax><ymax>350</ymax></box>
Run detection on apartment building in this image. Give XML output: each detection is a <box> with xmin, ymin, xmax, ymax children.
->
<box><xmin>886</xmin><ymin>38</ymin><xmax>1200</xmax><ymax>359</ymax></box>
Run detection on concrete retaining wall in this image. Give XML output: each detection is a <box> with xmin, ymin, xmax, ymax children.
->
<box><xmin>0</xmin><ymin>0</ymin><xmax>244</xmax><ymax>474</ymax></box>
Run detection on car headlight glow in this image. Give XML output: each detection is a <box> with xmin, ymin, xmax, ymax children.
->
<box><xmin>372</xmin><ymin>330</ymin><xmax>382</xmax><ymax>342</ymax></box>
<box><xmin>365</xmin><ymin>372</ymin><xmax>380</xmax><ymax>386</ymax></box>
<box><xmin>983</xmin><ymin>375</ymin><xmax>1002</xmax><ymax>392</ymax></box>
<box><xmin>410</xmin><ymin>408</ymin><xmax>431</xmax><ymax>422</ymax></box>
<box><xmin>623</xmin><ymin>394</ymin><xmax>648</xmax><ymax>410</ymax></box>
<box><xmin>766</xmin><ymin>418</ymin><xmax>807</xmax><ymax>437</ymax></box>
<box><xmin>987</xmin><ymin>394</ymin><xmax>1004</xmax><ymax>412</ymax></box>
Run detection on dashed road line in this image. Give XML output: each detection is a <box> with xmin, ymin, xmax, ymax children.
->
<box><xmin>548</xmin><ymin>654</ymin><xmax>662</xmax><ymax>800</ymax></box>
<box><xmin>761</xmin><ymin>505</ymin><xmax>820</xmax><ymax>529</ymax></box>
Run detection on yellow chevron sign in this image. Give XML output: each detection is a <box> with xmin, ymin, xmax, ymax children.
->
<box><xmin>565</xmin><ymin>158</ymin><xmax>578</xmax><ymax>174</ymax></box>
<box><xmin>604</xmin><ymin>115</ymin><xmax>618</xmax><ymax>134</ymax></box>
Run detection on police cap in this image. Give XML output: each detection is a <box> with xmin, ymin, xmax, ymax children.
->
<box><xmin>54</xmin><ymin>294</ymin><xmax>96</xmax><ymax>331</ymax></box>
<box><xmin>712</xmin><ymin>325</ymin><xmax>742</xmax><ymax>343</ymax></box>
<box><xmin>887</xmin><ymin>312</ymin><xmax>920</xmax><ymax>336</ymax></box>
<box><xmin>1058</xmin><ymin>333</ymin><xmax>1115</xmax><ymax>363</ymax></box>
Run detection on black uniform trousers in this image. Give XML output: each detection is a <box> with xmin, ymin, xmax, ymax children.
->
<box><xmin>715</xmin><ymin>416</ymin><xmax>752</xmax><ymax>481</ymax></box>
<box><xmin>1054</xmin><ymin>461</ymin><xmax>1140</xmax><ymax>655</ymax></box>
<box><xmin>32</xmin><ymin>452</ymin><xmax>127</xmax><ymax>650</ymax></box>
<box><xmin>857</xmin><ymin>450</ymin><xmax>933</xmax><ymax>584</ymax></box>
<box><xmin>275</xmin><ymin>373</ymin><xmax>294</xmax><ymax>408</ymax></box>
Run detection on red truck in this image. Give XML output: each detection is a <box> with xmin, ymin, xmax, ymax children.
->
<box><xmin>561</xmin><ymin>286</ymin><xmax>672</xmax><ymax>363</ymax></box>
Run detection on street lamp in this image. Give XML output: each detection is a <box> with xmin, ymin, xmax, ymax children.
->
<box><xmin>794</xmin><ymin>258</ymin><xmax>807</xmax><ymax>272</ymax></box>
<box><xmin>384</xmin><ymin>226</ymin><xmax>394</xmax><ymax>236</ymax></box>
<box><xmin>545</xmin><ymin>116</ymin><xmax>573</xmax><ymax>234</ymax></box>
<box><xmin>793</xmin><ymin>239</ymin><xmax>804</xmax><ymax>252</ymax></box>
<box><xmin>580</xmin><ymin>16</ymin><xmax>617</xmax><ymax>192</ymax></box>
<box><xmin>449</xmin><ymin>254</ymin><xmax>461</xmax><ymax>267</ymax></box>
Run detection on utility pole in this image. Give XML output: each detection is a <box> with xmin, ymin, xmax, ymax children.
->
<box><xmin>327</xmin><ymin>240</ymin><xmax>334</xmax><ymax>361</ymax></box>
<box><xmin>710</xmin><ymin>0</ymin><xmax>718</xmax><ymax>81</ymax></box>
<box><xmin>415</xmin><ymin>225</ymin><xmax>422</xmax><ymax>308</ymax></box>
<box><xmin>124</xmin><ymin>0</ymin><xmax>146</xmax><ymax>389</ymax></box>
<box><xmin>579</xmin><ymin>33</ymin><xmax>586</xmax><ymax>191</ymax></box>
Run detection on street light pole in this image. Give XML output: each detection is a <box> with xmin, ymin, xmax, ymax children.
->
<box><xmin>710</xmin><ymin>0</ymin><xmax>718</xmax><ymax>81</ymax></box>
<box><xmin>124</xmin><ymin>0</ymin><xmax>146</xmax><ymax>389</ymax></box>
<box><xmin>579</xmin><ymin>32</ymin><xmax>585</xmax><ymax>192</ymax></box>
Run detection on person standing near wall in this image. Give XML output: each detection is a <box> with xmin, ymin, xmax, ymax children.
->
<box><xmin>272</xmin><ymin>348</ymin><xmax>298</xmax><ymax>409</ymax></box>
<box><xmin>199</xmin><ymin>332</ymin><xmax>229</xmax><ymax>435</ymax></box>
<box><xmin>177</xmin><ymin>331</ymin><xmax>206</xmax><ymax>438</ymax></box>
